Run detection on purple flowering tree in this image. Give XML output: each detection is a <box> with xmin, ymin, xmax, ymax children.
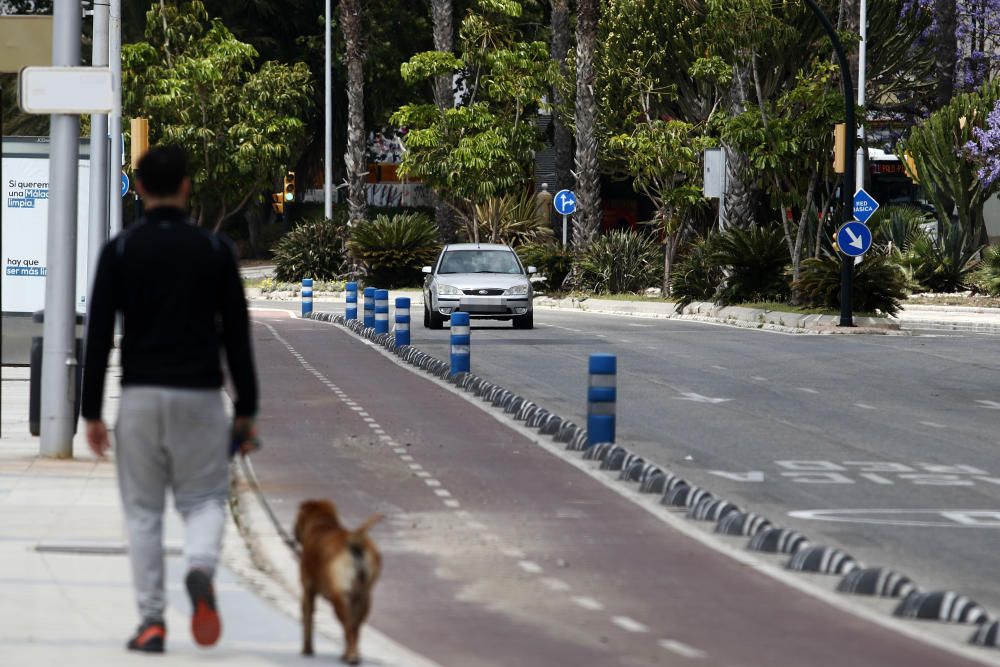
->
<box><xmin>967</xmin><ymin>99</ymin><xmax>1000</xmax><ymax>187</ymax></box>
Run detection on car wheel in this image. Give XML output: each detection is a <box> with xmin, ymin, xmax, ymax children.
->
<box><xmin>423</xmin><ymin>300</ymin><xmax>431</xmax><ymax>328</ymax></box>
<box><xmin>513</xmin><ymin>311</ymin><xmax>533</xmax><ymax>330</ymax></box>
<box><xmin>428</xmin><ymin>307</ymin><xmax>445</xmax><ymax>330</ymax></box>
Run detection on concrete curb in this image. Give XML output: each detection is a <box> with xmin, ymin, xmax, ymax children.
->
<box><xmin>303</xmin><ymin>310</ymin><xmax>1000</xmax><ymax>662</ymax></box>
<box><xmin>534</xmin><ymin>297</ymin><xmax>902</xmax><ymax>334</ymax></box>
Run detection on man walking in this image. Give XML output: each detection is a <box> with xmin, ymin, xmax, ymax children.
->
<box><xmin>81</xmin><ymin>145</ymin><xmax>258</xmax><ymax>653</ymax></box>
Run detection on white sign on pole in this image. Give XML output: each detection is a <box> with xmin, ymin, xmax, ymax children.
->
<box><xmin>18</xmin><ymin>66</ymin><xmax>114</xmax><ymax>114</ymax></box>
<box><xmin>703</xmin><ymin>148</ymin><xmax>726</xmax><ymax>199</ymax></box>
<box><xmin>2</xmin><ymin>153</ymin><xmax>90</xmax><ymax>314</ymax></box>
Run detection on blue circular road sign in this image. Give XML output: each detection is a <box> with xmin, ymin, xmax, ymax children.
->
<box><xmin>121</xmin><ymin>172</ymin><xmax>129</xmax><ymax>198</ymax></box>
<box><xmin>836</xmin><ymin>221</ymin><xmax>873</xmax><ymax>257</ymax></box>
<box><xmin>553</xmin><ymin>189</ymin><xmax>577</xmax><ymax>216</ymax></box>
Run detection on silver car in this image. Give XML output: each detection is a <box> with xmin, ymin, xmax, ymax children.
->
<box><xmin>422</xmin><ymin>243</ymin><xmax>536</xmax><ymax>329</ymax></box>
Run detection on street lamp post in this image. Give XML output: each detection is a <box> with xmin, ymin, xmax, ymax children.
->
<box><xmin>802</xmin><ymin>0</ymin><xmax>856</xmax><ymax>327</ymax></box>
<box><xmin>324</xmin><ymin>0</ymin><xmax>333</xmax><ymax>221</ymax></box>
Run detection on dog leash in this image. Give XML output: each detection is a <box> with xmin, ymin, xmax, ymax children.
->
<box><xmin>237</xmin><ymin>455</ymin><xmax>302</xmax><ymax>557</ymax></box>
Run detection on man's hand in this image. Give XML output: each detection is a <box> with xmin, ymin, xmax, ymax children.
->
<box><xmin>86</xmin><ymin>420</ymin><xmax>111</xmax><ymax>458</ymax></box>
<box><xmin>231</xmin><ymin>416</ymin><xmax>259</xmax><ymax>457</ymax></box>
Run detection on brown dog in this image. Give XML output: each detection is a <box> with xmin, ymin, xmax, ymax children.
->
<box><xmin>295</xmin><ymin>499</ymin><xmax>383</xmax><ymax>664</ymax></box>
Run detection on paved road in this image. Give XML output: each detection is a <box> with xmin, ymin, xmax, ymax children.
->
<box><xmin>290</xmin><ymin>301</ymin><xmax>1000</xmax><ymax>616</ymax></box>
<box><xmin>246</xmin><ymin>309</ymin><xmax>985</xmax><ymax>667</ymax></box>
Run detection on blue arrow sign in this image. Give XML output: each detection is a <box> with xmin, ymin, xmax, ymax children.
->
<box><xmin>554</xmin><ymin>189</ymin><xmax>577</xmax><ymax>216</ymax></box>
<box><xmin>853</xmin><ymin>188</ymin><xmax>879</xmax><ymax>223</ymax></box>
<box><xmin>121</xmin><ymin>172</ymin><xmax>129</xmax><ymax>198</ymax></box>
<box><xmin>836</xmin><ymin>221</ymin><xmax>873</xmax><ymax>257</ymax></box>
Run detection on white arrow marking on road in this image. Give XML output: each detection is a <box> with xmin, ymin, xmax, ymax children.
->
<box><xmin>844</xmin><ymin>226</ymin><xmax>864</xmax><ymax>249</ymax></box>
<box><xmin>676</xmin><ymin>392</ymin><xmax>731</xmax><ymax>404</ymax></box>
<box><xmin>976</xmin><ymin>400</ymin><xmax>1000</xmax><ymax>410</ymax></box>
<box><xmin>708</xmin><ymin>470</ymin><xmax>765</xmax><ymax>482</ymax></box>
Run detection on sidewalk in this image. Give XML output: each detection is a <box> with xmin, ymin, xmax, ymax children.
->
<box><xmin>0</xmin><ymin>366</ymin><xmax>421</xmax><ymax>666</ymax></box>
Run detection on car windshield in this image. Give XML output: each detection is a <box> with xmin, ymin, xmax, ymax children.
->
<box><xmin>438</xmin><ymin>250</ymin><xmax>522</xmax><ymax>275</ymax></box>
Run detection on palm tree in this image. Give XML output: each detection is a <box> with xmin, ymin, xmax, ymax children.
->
<box><xmin>341</xmin><ymin>0</ymin><xmax>367</xmax><ymax>225</ymax></box>
<box><xmin>551</xmin><ymin>0</ymin><xmax>573</xmax><ymax>198</ymax></box>
<box><xmin>430</xmin><ymin>0</ymin><xmax>456</xmax><ymax>240</ymax></box>
<box><xmin>573</xmin><ymin>0</ymin><xmax>601</xmax><ymax>250</ymax></box>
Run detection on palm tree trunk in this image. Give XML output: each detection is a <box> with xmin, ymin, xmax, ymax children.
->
<box><xmin>572</xmin><ymin>0</ymin><xmax>601</xmax><ymax>251</ymax></box>
<box><xmin>430</xmin><ymin>0</ymin><xmax>457</xmax><ymax>241</ymax></box>
<box><xmin>933</xmin><ymin>0</ymin><xmax>957</xmax><ymax>106</ymax></box>
<box><xmin>341</xmin><ymin>0</ymin><xmax>367</xmax><ymax>226</ymax></box>
<box><xmin>551</xmin><ymin>0</ymin><xmax>573</xmax><ymax>197</ymax></box>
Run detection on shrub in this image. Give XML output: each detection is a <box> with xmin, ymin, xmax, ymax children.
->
<box><xmin>272</xmin><ymin>216</ymin><xmax>348</xmax><ymax>282</ymax></box>
<box><xmin>868</xmin><ymin>204</ymin><xmax>934</xmax><ymax>253</ymax></box>
<box><xmin>900</xmin><ymin>223</ymin><xmax>983</xmax><ymax>292</ymax></box>
<box><xmin>468</xmin><ymin>190</ymin><xmax>555</xmax><ymax>247</ymax></box>
<box><xmin>670</xmin><ymin>235</ymin><xmax>723</xmax><ymax>308</ymax></box>
<box><xmin>517</xmin><ymin>242</ymin><xmax>574</xmax><ymax>292</ymax></box>
<box><xmin>347</xmin><ymin>212</ymin><xmax>440</xmax><ymax>288</ymax></box>
<box><xmin>976</xmin><ymin>245</ymin><xmax>1000</xmax><ymax>295</ymax></box>
<box><xmin>794</xmin><ymin>252</ymin><xmax>908</xmax><ymax>316</ymax></box>
<box><xmin>711</xmin><ymin>225</ymin><xmax>790</xmax><ymax>305</ymax></box>
<box><xmin>578</xmin><ymin>229</ymin><xmax>662</xmax><ymax>294</ymax></box>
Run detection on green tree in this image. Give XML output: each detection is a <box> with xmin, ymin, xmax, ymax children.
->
<box><xmin>124</xmin><ymin>1</ymin><xmax>313</xmax><ymax>231</ymax></box>
<box><xmin>573</xmin><ymin>0</ymin><xmax>602</xmax><ymax>249</ymax></box>
<box><xmin>391</xmin><ymin>0</ymin><xmax>554</xmax><ymax>225</ymax></box>
<box><xmin>341</xmin><ymin>0</ymin><xmax>367</xmax><ymax>225</ymax></box>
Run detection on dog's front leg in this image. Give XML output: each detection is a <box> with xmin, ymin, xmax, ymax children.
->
<box><xmin>301</xmin><ymin>587</ymin><xmax>316</xmax><ymax>656</ymax></box>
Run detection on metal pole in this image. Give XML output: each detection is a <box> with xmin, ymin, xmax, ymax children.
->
<box><xmin>803</xmin><ymin>0</ymin><xmax>855</xmax><ymax>327</ymax></box>
<box><xmin>855</xmin><ymin>0</ymin><xmax>867</xmax><ymax>193</ymax></box>
<box><xmin>108</xmin><ymin>0</ymin><xmax>123</xmax><ymax>236</ymax></box>
<box><xmin>40</xmin><ymin>0</ymin><xmax>82</xmax><ymax>458</ymax></box>
<box><xmin>323</xmin><ymin>0</ymin><xmax>333</xmax><ymax>220</ymax></box>
<box><xmin>562</xmin><ymin>214</ymin><xmax>567</xmax><ymax>246</ymax></box>
<box><xmin>87</xmin><ymin>0</ymin><xmax>110</xmax><ymax>297</ymax></box>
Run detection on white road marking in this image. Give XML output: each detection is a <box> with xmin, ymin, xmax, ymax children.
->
<box><xmin>789</xmin><ymin>508</ymin><xmax>1000</xmax><ymax>528</ymax></box>
<box><xmin>612</xmin><ymin>616</ymin><xmax>648</xmax><ymax>633</ymax></box>
<box><xmin>708</xmin><ymin>470</ymin><xmax>764</xmax><ymax>482</ymax></box>
<box><xmin>675</xmin><ymin>392</ymin><xmax>731</xmax><ymax>404</ymax></box>
<box><xmin>400</xmin><ymin>455</ymin><xmax>414</xmax><ymax>462</ymax></box>
<box><xmin>619</xmin><ymin>339</ymin><xmax>631</xmax><ymax>344</ymax></box>
<box><xmin>976</xmin><ymin>400</ymin><xmax>1000</xmax><ymax>410</ymax></box>
<box><xmin>797</xmin><ymin>387</ymin><xmax>819</xmax><ymax>394</ymax></box>
<box><xmin>408</xmin><ymin>463</ymin><xmax>423</xmax><ymax>470</ymax></box>
<box><xmin>424</xmin><ymin>479</ymin><xmax>441</xmax><ymax>487</ymax></box>
<box><xmin>572</xmin><ymin>596</ymin><xmax>604</xmax><ymax>611</ymax></box>
<box><xmin>711</xmin><ymin>365</ymin><xmax>726</xmax><ymax>370</ymax></box>
<box><xmin>379</xmin><ymin>435</ymin><xmax>395</xmax><ymax>441</ymax></box>
<box><xmin>518</xmin><ymin>560</ymin><xmax>543</xmax><ymax>574</ymax></box>
<box><xmin>363</xmin><ymin>417</ymin><xmax>376</xmax><ymax>423</ymax></box>
<box><xmin>853</xmin><ymin>403</ymin><xmax>877</xmax><ymax>410</ymax></box>
<box><xmin>751</xmin><ymin>376</ymin><xmax>768</xmax><ymax>381</ymax></box>
<box><xmin>658</xmin><ymin>639</ymin><xmax>707</xmax><ymax>659</ymax></box>
<box><xmin>502</xmin><ymin>548</ymin><xmax>526</xmax><ymax>558</ymax></box>
<box><xmin>416</xmin><ymin>471</ymin><xmax>432</xmax><ymax>478</ymax></box>
<box><xmin>627</xmin><ymin>323</ymin><xmax>654</xmax><ymax>327</ymax></box>
<box><xmin>443</xmin><ymin>499</ymin><xmax>461</xmax><ymax>508</ymax></box>
<box><xmin>433</xmin><ymin>489</ymin><xmax>451</xmax><ymax>497</ymax></box>
<box><xmin>541</xmin><ymin>577</ymin><xmax>571</xmax><ymax>592</ymax></box>
<box><xmin>920</xmin><ymin>421</ymin><xmax>946</xmax><ymax>429</ymax></box>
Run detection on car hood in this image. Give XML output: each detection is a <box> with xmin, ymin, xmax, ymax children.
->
<box><xmin>434</xmin><ymin>273</ymin><xmax>528</xmax><ymax>289</ymax></box>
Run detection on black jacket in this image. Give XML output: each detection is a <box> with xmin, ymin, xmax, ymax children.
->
<box><xmin>81</xmin><ymin>207</ymin><xmax>257</xmax><ymax>420</ymax></box>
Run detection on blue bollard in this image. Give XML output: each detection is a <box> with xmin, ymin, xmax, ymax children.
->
<box><xmin>375</xmin><ymin>289</ymin><xmax>390</xmax><ymax>335</ymax></box>
<box><xmin>449</xmin><ymin>312</ymin><xmax>470</xmax><ymax>375</ymax></box>
<box><xmin>586</xmin><ymin>353</ymin><xmax>616</xmax><ymax>447</ymax></box>
<box><xmin>363</xmin><ymin>287</ymin><xmax>376</xmax><ymax>328</ymax></box>
<box><xmin>301</xmin><ymin>278</ymin><xmax>313</xmax><ymax>317</ymax></box>
<box><xmin>395</xmin><ymin>297</ymin><xmax>411</xmax><ymax>347</ymax></box>
<box><xmin>345</xmin><ymin>281</ymin><xmax>358</xmax><ymax>321</ymax></box>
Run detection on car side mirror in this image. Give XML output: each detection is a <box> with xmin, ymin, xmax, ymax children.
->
<box><xmin>527</xmin><ymin>266</ymin><xmax>537</xmax><ymax>274</ymax></box>
<box><xmin>422</xmin><ymin>266</ymin><xmax>433</xmax><ymax>274</ymax></box>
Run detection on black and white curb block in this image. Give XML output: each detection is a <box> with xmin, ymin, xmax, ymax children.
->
<box><xmin>893</xmin><ymin>591</ymin><xmax>990</xmax><ymax>624</ymax></box>
<box><xmin>836</xmin><ymin>568</ymin><xmax>916</xmax><ymax>598</ymax></box>
<box><xmin>970</xmin><ymin>620</ymin><xmax>1000</xmax><ymax>647</ymax></box>
<box><xmin>688</xmin><ymin>497</ymin><xmax>739</xmax><ymax>522</ymax></box>
<box><xmin>715</xmin><ymin>511</ymin><xmax>771</xmax><ymax>537</ymax></box>
<box><xmin>747</xmin><ymin>527</ymin><xmax>808</xmax><ymax>554</ymax></box>
<box><xmin>786</xmin><ymin>546</ymin><xmax>859</xmax><ymax>575</ymax></box>
<box><xmin>661</xmin><ymin>484</ymin><xmax>712</xmax><ymax>509</ymax></box>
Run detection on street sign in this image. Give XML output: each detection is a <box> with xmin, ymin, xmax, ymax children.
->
<box><xmin>853</xmin><ymin>188</ymin><xmax>879</xmax><ymax>223</ymax></box>
<box><xmin>836</xmin><ymin>221</ymin><xmax>873</xmax><ymax>257</ymax></box>
<box><xmin>553</xmin><ymin>189</ymin><xmax>577</xmax><ymax>216</ymax></box>
<box><xmin>120</xmin><ymin>172</ymin><xmax>129</xmax><ymax>198</ymax></box>
<box><xmin>18</xmin><ymin>66</ymin><xmax>113</xmax><ymax>114</ymax></box>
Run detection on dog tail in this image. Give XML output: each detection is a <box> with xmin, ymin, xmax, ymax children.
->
<box><xmin>347</xmin><ymin>513</ymin><xmax>383</xmax><ymax>583</ymax></box>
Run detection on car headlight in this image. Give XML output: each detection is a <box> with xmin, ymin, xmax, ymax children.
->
<box><xmin>504</xmin><ymin>284</ymin><xmax>529</xmax><ymax>296</ymax></box>
<box><xmin>437</xmin><ymin>284</ymin><xmax>461</xmax><ymax>296</ymax></box>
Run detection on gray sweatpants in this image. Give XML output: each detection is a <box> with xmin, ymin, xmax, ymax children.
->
<box><xmin>115</xmin><ymin>386</ymin><xmax>230</xmax><ymax>622</ymax></box>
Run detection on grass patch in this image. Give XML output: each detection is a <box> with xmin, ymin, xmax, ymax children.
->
<box><xmin>738</xmin><ymin>301</ymin><xmax>881</xmax><ymax>318</ymax></box>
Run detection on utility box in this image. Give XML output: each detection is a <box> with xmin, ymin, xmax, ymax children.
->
<box><xmin>29</xmin><ymin>311</ymin><xmax>84</xmax><ymax>437</ymax></box>
<box><xmin>704</xmin><ymin>148</ymin><xmax>727</xmax><ymax>199</ymax></box>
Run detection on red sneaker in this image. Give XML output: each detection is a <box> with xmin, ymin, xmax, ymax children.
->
<box><xmin>127</xmin><ymin>619</ymin><xmax>166</xmax><ymax>653</ymax></box>
<box><xmin>185</xmin><ymin>569</ymin><xmax>221</xmax><ymax>647</ymax></box>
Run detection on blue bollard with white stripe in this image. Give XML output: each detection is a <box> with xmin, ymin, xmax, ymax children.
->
<box><xmin>363</xmin><ymin>287</ymin><xmax>376</xmax><ymax>328</ymax></box>
<box><xmin>395</xmin><ymin>297</ymin><xmax>411</xmax><ymax>347</ymax></box>
<box><xmin>301</xmin><ymin>278</ymin><xmax>313</xmax><ymax>317</ymax></box>
<box><xmin>345</xmin><ymin>281</ymin><xmax>358</xmax><ymax>321</ymax></box>
<box><xmin>586</xmin><ymin>353</ymin><xmax>616</xmax><ymax>447</ymax></box>
<box><xmin>449</xmin><ymin>312</ymin><xmax>470</xmax><ymax>375</ymax></box>
<box><xmin>375</xmin><ymin>289</ymin><xmax>390</xmax><ymax>335</ymax></box>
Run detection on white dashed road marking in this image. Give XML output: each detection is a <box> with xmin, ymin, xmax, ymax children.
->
<box><xmin>518</xmin><ymin>560</ymin><xmax>543</xmax><ymax>574</ymax></box>
<box><xmin>542</xmin><ymin>578</ymin><xmax>571</xmax><ymax>592</ymax></box>
<box><xmin>798</xmin><ymin>387</ymin><xmax>819</xmax><ymax>394</ymax></box>
<box><xmin>573</xmin><ymin>596</ymin><xmax>604</xmax><ymax>611</ymax></box>
<box><xmin>658</xmin><ymin>639</ymin><xmax>707</xmax><ymax>659</ymax></box>
<box><xmin>612</xmin><ymin>616</ymin><xmax>649</xmax><ymax>633</ymax></box>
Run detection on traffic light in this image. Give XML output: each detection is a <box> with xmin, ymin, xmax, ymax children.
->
<box><xmin>283</xmin><ymin>171</ymin><xmax>296</xmax><ymax>203</ymax></box>
<box><xmin>271</xmin><ymin>193</ymin><xmax>284</xmax><ymax>215</ymax></box>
